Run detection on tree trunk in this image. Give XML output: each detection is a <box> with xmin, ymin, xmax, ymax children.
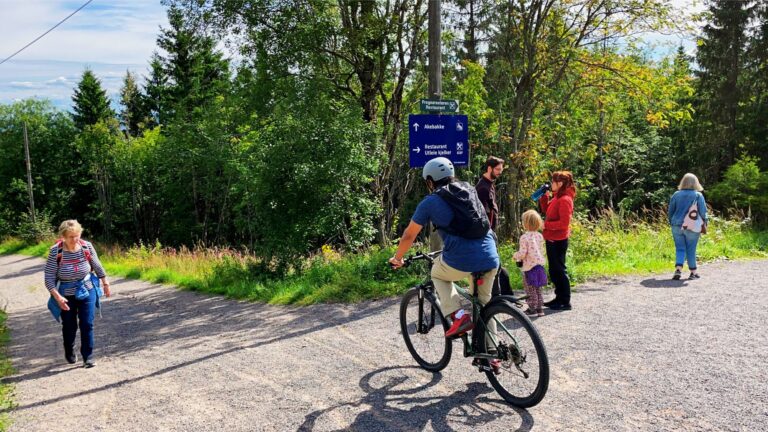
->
<box><xmin>94</xmin><ymin>166</ymin><xmax>111</xmax><ymax>242</ymax></box>
<box><xmin>597</xmin><ymin>100</ymin><xmax>607</xmax><ymax>209</ymax></box>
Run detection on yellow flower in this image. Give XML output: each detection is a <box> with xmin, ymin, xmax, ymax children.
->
<box><xmin>321</xmin><ymin>244</ymin><xmax>341</xmax><ymax>262</ymax></box>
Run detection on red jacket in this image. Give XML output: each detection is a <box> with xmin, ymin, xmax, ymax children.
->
<box><xmin>539</xmin><ymin>188</ymin><xmax>575</xmax><ymax>241</ymax></box>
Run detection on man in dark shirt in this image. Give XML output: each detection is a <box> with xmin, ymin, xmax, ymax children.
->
<box><xmin>475</xmin><ymin>156</ymin><xmax>512</xmax><ymax>296</ymax></box>
<box><xmin>475</xmin><ymin>156</ymin><xmax>504</xmax><ymax>230</ymax></box>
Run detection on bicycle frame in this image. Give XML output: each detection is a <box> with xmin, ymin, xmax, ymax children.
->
<box><xmin>455</xmin><ymin>284</ymin><xmax>522</xmax><ymax>362</ymax></box>
<box><xmin>403</xmin><ymin>251</ymin><xmax>524</xmax><ymax>363</ymax></box>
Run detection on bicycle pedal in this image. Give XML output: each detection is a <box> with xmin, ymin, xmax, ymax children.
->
<box><xmin>471</xmin><ymin>358</ymin><xmax>487</xmax><ymax>371</ymax></box>
<box><xmin>476</xmin><ymin>364</ymin><xmax>493</xmax><ymax>373</ymax></box>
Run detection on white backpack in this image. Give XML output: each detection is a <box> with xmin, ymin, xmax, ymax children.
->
<box><xmin>682</xmin><ymin>197</ymin><xmax>703</xmax><ymax>233</ymax></box>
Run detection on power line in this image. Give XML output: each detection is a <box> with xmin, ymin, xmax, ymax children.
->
<box><xmin>0</xmin><ymin>0</ymin><xmax>94</xmax><ymax>66</ymax></box>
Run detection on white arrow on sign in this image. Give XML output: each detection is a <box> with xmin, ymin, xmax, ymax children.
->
<box><xmin>413</xmin><ymin>123</ymin><xmax>420</xmax><ymax>132</ymax></box>
<box><xmin>412</xmin><ymin>147</ymin><xmax>421</xmax><ymax>153</ymax></box>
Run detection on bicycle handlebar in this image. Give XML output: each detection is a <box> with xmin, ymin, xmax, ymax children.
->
<box><xmin>394</xmin><ymin>250</ymin><xmax>443</xmax><ymax>269</ymax></box>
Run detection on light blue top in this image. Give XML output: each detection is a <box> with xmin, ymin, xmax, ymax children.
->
<box><xmin>668</xmin><ymin>189</ymin><xmax>707</xmax><ymax>226</ymax></box>
<box><xmin>412</xmin><ymin>194</ymin><xmax>499</xmax><ymax>272</ymax></box>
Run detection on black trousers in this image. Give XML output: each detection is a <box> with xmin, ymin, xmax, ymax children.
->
<box><xmin>545</xmin><ymin>238</ymin><xmax>571</xmax><ymax>305</ymax></box>
<box><xmin>492</xmin><ymin>266</ymin><xmax>512</xmax><ymax>296</ymax></box>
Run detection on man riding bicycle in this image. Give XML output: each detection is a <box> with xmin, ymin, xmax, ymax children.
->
<box><xmin>389</xmin><ymin>157</ymin><xmax>499</xmax><ymax>339</ymax></box>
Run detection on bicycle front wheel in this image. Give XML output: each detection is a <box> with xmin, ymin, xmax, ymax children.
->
<box><xmin>399</xmin><ymin>287</ymin><xmax>452</xmax><ymax>372</ymax></box>
<box><xmin>479</xmin><ymin>302</ymin><xmax>549</xmax><ymax>407</ymax></box>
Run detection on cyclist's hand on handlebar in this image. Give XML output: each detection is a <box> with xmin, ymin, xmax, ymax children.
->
<box><xmin>389</xmin><ymin>256</ymin><xmax>404</xmax><ymax>270</ymax></box>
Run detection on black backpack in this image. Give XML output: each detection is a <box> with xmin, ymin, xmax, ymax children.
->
<box><xmin>434</xmin><ymin>181</ymin><xmax>491</xmax><ymax>239</ymax></box>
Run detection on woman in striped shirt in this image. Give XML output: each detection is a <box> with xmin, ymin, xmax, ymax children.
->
<box><xmin>45</xmin><ymin>220</ymin><xmax>111</xmax><ymax>368</ymax></box>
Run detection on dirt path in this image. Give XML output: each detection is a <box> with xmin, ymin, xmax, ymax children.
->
<box><xmin>1</xmin><ymin>254</ymin><xmax>766</xmax><ymax>431</ymax></box>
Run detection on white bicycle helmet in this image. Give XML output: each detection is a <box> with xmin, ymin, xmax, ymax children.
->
<box><xmin>422</xmin><ymin>157</ymin><xmax>455</xmax><ymax>181</ymax></box>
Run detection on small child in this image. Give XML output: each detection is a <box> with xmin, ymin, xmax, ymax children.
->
<box><xmin>513</xmin><ymin>210</ymin><xmax>548</xmax><ymax>317</ymax></box>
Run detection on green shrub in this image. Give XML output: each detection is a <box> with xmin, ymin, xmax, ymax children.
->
<box><xmin>709</xmin><ymin>156</ymin><xmax>768</xmax><ymax>227</ymax></box>
<box><xmin>16</xmin><ymin>211</ymin><xmax>55</xmax><ymax>244</ymax></box>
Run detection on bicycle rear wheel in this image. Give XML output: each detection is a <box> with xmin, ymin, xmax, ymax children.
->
<box><xmin>479</xmin><ymin>301</ymin><xmax>549</xmax><ymax>407</ymax></box>
<box><xmin>399</xmin><ymin>286</ymin><xmax>452</xmax><ymax>371</ymax></box>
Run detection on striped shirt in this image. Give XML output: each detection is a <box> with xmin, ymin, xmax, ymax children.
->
<box><xmin>44</xmin><ymin>240</ymin><xmax>107</xmax><ymax>296</ymax></box>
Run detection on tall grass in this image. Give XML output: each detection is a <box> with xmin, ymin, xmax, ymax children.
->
<box><xmin>2</xmin><ymin>215</ymin><xmax>767</xmax><ymax>306</ymax></box>
<box><xmin>0</xmin><ymin>311</ymin><xmax>15</xmax><ymax>431</ymax></box>
<box><xmin>99</xmin><ymin>243</ymin><xmax>425</xmax><ymax>306</ymax></box>
<box><xmin>566</xmin><ymin>212</ymin><xmax>768</xmax><ymax>281</ymax></box>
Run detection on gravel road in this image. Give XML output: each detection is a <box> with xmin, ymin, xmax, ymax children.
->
<box><xmin>0</xmin><ymin>254</ymin><xmax>766</xmax><ymax>431</ymax></box>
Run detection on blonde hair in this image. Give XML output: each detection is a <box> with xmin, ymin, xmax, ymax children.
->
<box><xmin>522</xmin><ymin>209</ymin><xmax>543</xmax><ymax>232</ymax></box>
<box><xmin>677</xmin><ymin>173</ymin><xmax>703</xmax><ymax>191</ymax></box>
<box><xmin>58</xmin><ymin>220</ymin><xmax>83</xmax><ymax>237</ymax></box>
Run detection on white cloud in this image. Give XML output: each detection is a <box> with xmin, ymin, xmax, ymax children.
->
<box><xmin>0</xmin><ymin>0</ymin><xmax>168</xmax><ymax>64</ymax></box>
<box><xmin>0</xmin><ymin>1</ymin><xmax>168</xmax><ymax>108</ymax></box>
<box><xmin>9</xmin><ymin>81</ymin><xmax>40</xmax><ymax>88</ymax></box>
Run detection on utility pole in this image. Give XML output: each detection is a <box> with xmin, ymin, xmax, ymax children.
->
<box><xmin>23</xmin><ymin>121</ymin><xmax>36</xmax><ymax>224</ymax></box>
<box><xmin>428</xmin><ymin>0</ymin><xmax>443</xmax><ymax>252</ymax></box>
<box><xmin>428</xmin><ymin>0</ymin><xmax>442</xmax><ymax>100</ymax></box>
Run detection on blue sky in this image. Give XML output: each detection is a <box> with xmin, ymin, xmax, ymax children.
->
<box><xmin>0</xmin><ymin>0</ymin><xmax>703</xmax><ymax>111</ymax></box>
<box><xmin>0</xmin><ymin>0</ymin><xmax>168</xmax><ymax>108</ymax></box>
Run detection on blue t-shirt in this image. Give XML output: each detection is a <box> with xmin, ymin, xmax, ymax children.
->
<box><xmin>412</xmin><ymin>194</ymin><xmax>500</xmax><ymax>272</ymax></box>
<box><xmin>668</xmin><ymin>189</ymin><xmax>707</xmax><ymax>226</ymax></box>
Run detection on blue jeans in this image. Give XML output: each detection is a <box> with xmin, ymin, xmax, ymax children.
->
<box><xmin>60</xmin><ymin>287</ymin><xmax>96</xmax><ymax>361</ymax></box>
<box><xmin>671</xmin><ymin>225</ymin><xmax>700</xmax><ymax>270</ymax></box>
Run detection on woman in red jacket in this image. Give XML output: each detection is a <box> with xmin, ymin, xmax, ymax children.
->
<box><xmin>538</xmin><ymin>171</ymin><xmax>576</xmax><ymax>310</ymax></box>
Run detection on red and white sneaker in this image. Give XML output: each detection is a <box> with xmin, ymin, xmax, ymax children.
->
<box><xmin>445</xmin><ymin>313</ymin><xmax>474</xmax><ymax>338</ymax></box>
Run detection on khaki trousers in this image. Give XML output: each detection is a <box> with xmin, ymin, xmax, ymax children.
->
<box><xmin>431</xmin><ymin>255</ymin><xmax>498</xmax><ymax>319</ymax></box>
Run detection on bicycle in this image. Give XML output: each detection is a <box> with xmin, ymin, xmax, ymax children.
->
<box><xmin>397</xmin><ymin>250</ymin><xmax>550</xmax><ymax>408</ymax></box>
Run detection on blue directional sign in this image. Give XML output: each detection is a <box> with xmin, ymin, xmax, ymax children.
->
<box><xmin>409</xmin><ymin>114</ymin><xmax>469</xmax><ymax>168</ymax></box>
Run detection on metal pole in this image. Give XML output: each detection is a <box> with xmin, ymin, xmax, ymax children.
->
<box><xmin>428</xmin><ymin>0</ymin><xmax>442</xmax><ymax>100</ymax></box>
<box><xmin>23</xmin><ymin>121</ymin><xmax>36</xmax><ymax>223</ymax></box>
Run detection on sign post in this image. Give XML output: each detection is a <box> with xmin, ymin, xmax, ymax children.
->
<box><xmin>409</xmin><ymin>114</ymin><xmax>469</xmax><ymax>168</ymax></box>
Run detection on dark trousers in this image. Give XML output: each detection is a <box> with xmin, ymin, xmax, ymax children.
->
<box><xmin>492</xmin><ymin>266</ymin><xmax>512</xmax><ymax>296</ymax></box>
<box><xmin>489</xmin><ymin>230</ymin><xmax>512</xmax><ymax>297</ymax></box>
<box><xmin>545</xmin><ymin>239</ymin><xmax>571</xmax><ymax>305</ymax></box>
<box><xmin>61</xmin><ymin>288</ymin><xmax>96</xmax><ymax>361</ymax></box>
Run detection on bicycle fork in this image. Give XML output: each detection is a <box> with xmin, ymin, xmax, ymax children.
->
<box><xmin>417</xmin><ymin>286</ymin><xmax>437</xmax><ymax>334</ymax></box>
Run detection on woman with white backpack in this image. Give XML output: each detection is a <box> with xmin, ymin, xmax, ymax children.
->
<box><xmin>668</xmin><ymin>173</ymin><xmax>708</xmax><ymax>280</ymax></box>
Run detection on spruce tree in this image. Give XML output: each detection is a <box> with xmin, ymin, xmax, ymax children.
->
<box><xmin>71</xmin><ymin>69</ymin><xmax>115</xmax><ymax>130</ymax></box>
<box><xmin>154</xmin><ymin>6</ymin><xmax>230</xmax><ymax>122</ymax></box>
<box><xmin>745</xmin><ymin>2</ymin><xmax>768</xmax><ymax>168</ymax></box>
<box><xmin>143</xmin><ymin>55</ymin><xmax>168</xmax><ymax>127</ymax></box>
<box><xmin>694</xmin><ymin>0</ymin><xmax>756</xmax><ymax>175</ymax></box>
<box><xmin>119</xmin><ymin>70</ymin><xmax>148</xmax><ymax>136</ymax></box>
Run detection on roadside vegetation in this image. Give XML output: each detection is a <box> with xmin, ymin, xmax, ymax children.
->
<box><xmin>3</xmin><ymin>214</ymin><xmax>766</xmax><ymax>306</ymax></box>
<box><xmin>0</xmin><ymin>310</ymin><xmax>14</xmax><ymax>431</ymax></box>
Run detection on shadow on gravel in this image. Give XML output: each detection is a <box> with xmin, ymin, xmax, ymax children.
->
<box><xmin>538</xmin><ymin>308</ymin><xmax>571</xmax><ymax>316</ymax></box>
<box><xmin>640</xmin><ymin>278</ymin><xmax>689</xmax><ymax>289</ymax></box>
<box><xmin>297</xmin><ymin>366</ymin><xmax>534</xmax><ymax>432</ymax></box>
<box><xmin>0</xmin><ymin>264</ymin><xmax>42</xmax><ymax>280</ymax></box>
<box><xmin>572</xmin><ymin>286</ymin><xmax>609</xmax><ymax>293</ymax></box>
<box><xmin>3</xmin><ymin>364</ymin><xmax>79</xmax><ymax>384</ymax></box>
<box><xmin>3</xmin><ymin>281</ymin><xmax>400</xmax><ymax>412</ymax></box>
<box><xmin>0</xmin><ymin>256</ymin><xmax>40</xmax><ymax>266</ymax></box>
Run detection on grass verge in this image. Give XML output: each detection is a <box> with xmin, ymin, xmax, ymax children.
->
<box><xmin>0</xmin><ymin>311</ymin><xmax>15</xmax><ymax>431</ymax></box>
<box><xmin>2</xmin><ymin>216</ymin><xmax>767</xmax><ymax>306</ymax></box>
